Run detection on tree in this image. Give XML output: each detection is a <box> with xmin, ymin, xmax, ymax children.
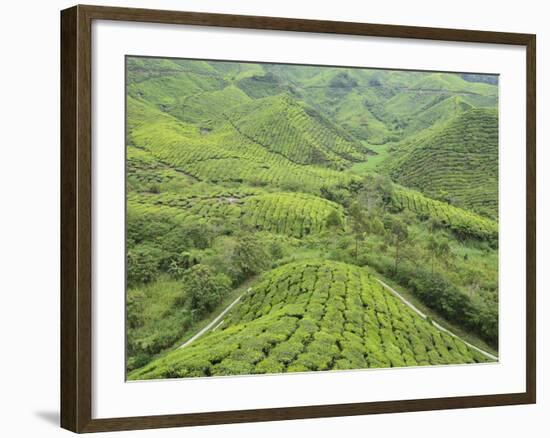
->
<box><xmin>268</xmin><ymin>240</ymin><xmax>286</xmax><ymax>260</ymax></box>
<box><xmin>348</xmin><ymin>201</ymin><xmax>367</xmax><ymax>261</ymax></box>
<box><xmin>320</xmin><ymin>185</ymin><xmax>349</xmax><ymax>206</ymax></box>
<box><xmin>183</xmin><ymin>222</ymin><xmax>213</xmax><ymax>249</ymax></box>
<box><xmin>427</xmin><ymin>234</ymin><xmax>451</xmax><ymax>275</ymax></box>
<box><xmin>374</xmin><ymin>175</ymin><xmax>394</xmax><ymax>206</ymax></box>
<box><xmin>167</xmin><ymin>251</ymin><xmax>201</xmax><ymax>279</ymax></box>
<box><xmin>354</xmin><ymin>174</ymin><xmax>395</xmax><ymax>209</ymax></box>
<box><xmin>325</xmin><ymin>210</ymin><xmax>343</xmax><ymax>228</ymax></box>
<box><xmin>182</xmin><ymin>264</ymin><xmax>231</xmax><ymax>315</ymax></box>
<box><xmin>385</xmin><ymin>217</ymin><xmax>409</xmax><ymax>274</ymax></box>
<box><xmin>228</xmin><ymin>235</ymin><xmax>271</xmax><ymax>283</ymax></box>
<box><xmin>127</xmin><ymin>244</ymin><xmax>161</xmax><ymax>286</ymax></box>
<box><xmin>126</xmin><ymin>290</ymin><xmax>145</xmax><ymax>329</ymax></box>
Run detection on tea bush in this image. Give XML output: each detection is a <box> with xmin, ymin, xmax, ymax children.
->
<box><xmin>129</xmin><ymin>260</ymin><xmax>491</xmax><ymax>380</ymax></box>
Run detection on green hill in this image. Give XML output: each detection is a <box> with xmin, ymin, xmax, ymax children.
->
<box><xmin>125</xmin><ymin>58</ymin><xmax>500</xmax><ymax>378</ymax></box>
<box><xmin>235</xmin><ymin>71</ymin><xmax>296</xmax><ymax>98</ymax></box>
<box><xmin>382</xmin><ymin>108</ymin><xmax>498</xmax><ymax>218</ymax></box>
<box><xmin>128</xmin><ymin>190</ymin><xmax>343</xmax><ymax>239</ymax></box>
<box><xmin>166</xmin><ymin>85</ymin><xmax>251</xmax><ymax>125</ymax></box>
<box><xmin>383</xmin><ymin>74</ymin><xmax>495</xmax><ymax>123</ymax></box>
<box><xmin>264</xmin><ymin>67</ymin><xmax>497</xmax><ymax>143</ymax></box>
<box><xmin>127</xmin><ymin>96</ymin><xmax>350</xmax><ymax>193</ymax></box>
<box><xmin>392</xmin><ymin>186</ymin><xmax>498</xmax><ymax>241</ymax></box>
<box><xmin>402</xmin><ymin>95</ymin><xmax>473</xmax><ymax>135</ymax></box>
<box><xmin>242</xmin><ymin>192</ymin><xmax>344</xmax><ymax>237</ymax></box>
<box><xmin>225</xmin><ymin>94</ymin><xmax>369</xmax><ymax>169</ymax></box>
<box><xmin>129</xmin><ymin>260</ymin><xmax>491</xmax><ymax>380</ymax></box>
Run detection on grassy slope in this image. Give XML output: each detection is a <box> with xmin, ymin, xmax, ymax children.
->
<box><xmin>361</xmin><ymin>265</ymin><xmax>498</xmax><ymax>356</ymax></box>
<box><xmin>127</xmin><ymin>275</ymin><xmax>252</xmax><ymax>371</ymax></box>
<box><xmin>225</xmin><ymin>94</ymin><xmax>369</xmax><ymax>169</ymax></box>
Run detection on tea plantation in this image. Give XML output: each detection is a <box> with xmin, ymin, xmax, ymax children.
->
<box><xmin>382</xmin><ymin>108</ymin><xmax>499</xmax><ymax>218</ymax></box>
<box><xmin>130</xmin><ymin>261</ymin><xmax>489</xmax><ymax>380</ymax></box>
<box><xmin>126</xmin><ymin>57</ymin><xmax>499</xmax><ymax>378</ymax></box>
<box><xmin>392</xmin><ymin>187</ymin><xmax>498</xmax><ymax>242</ymax></box>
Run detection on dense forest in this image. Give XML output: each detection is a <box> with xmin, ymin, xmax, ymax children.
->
<box><xmin>125</xmin><ymin>57</ymin><xmax>499</xmax><ymax>379</ymax></box>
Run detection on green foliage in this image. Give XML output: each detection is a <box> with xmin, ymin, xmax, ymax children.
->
<box><xmin>225</xmin><ymin>94</ymin><xmax>368</xmax><ymax>169</ymax></box>
<box><xmin>183</xmin><ymin>264</ymin><xmax>231</xmax><ymax>314</ymax></box>
<box><xmin>408</xmin><ymin>271</ymin><xmax>498</xmax><ymax>345</ymax></box>
<box><xmin>226</xmin><ymin>235</ymin><xmax>272</xmax><ymax>283</ymax></box>
<box><xmin>129</xmin><ymin>260</ymin><xmax>491</xmax><ymax>380</ymax></box>
<box><xmin>392</xmin><ymin>187</ymin><xmax>498</xmax><ymax>242</ymax></box>
<box><xmin>127</xmin><ymin>244</ymin><xmax>161</xmax><ymax>287</ymax></box>
<box><xmin>326</xmin><ymin>209</ymin><xmax>343</xmax><ymax>228</ymax></box>
<box><xmin>127</xmin><ymin>95</ymin><xmax>350</xmax><ymax>193</ymax></box>
<box><xmin>126</xmin><ymin>278</ymin><xmax>192</xmax><ymax>371</ymax></box>
<box><xmin>383</xmin><ymin>109</ymin><xmax>499</xmax><ymax>218</ymax></box>
<box><xmin>236</xmin><ymin>72</ymin><xmax>293</xmax><ymax>98</ymax></box>
<box><xmin>125</xmin><ymin>58</ymin><xmax>499</xmax><ymax>377</ymax></box>
<box><xmin>243</xmin><ymin>192</ymin><xmax>344</xmax><ymax>237</ymax></box>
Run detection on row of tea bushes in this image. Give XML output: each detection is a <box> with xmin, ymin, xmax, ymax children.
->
<box><xmin>129</xmin><ymin>260</ymin><xmax>491</xmax><ymax>380</ymax></box>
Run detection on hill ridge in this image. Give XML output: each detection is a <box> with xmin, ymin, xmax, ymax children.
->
<box><xmin>129</xmin><ymin>260</ymin><xmax>492</xmax><ymax>380</ymax></box>
<box><xmin>382</xmin><ymin>107</ymin><xmax>498</xmax><ymax>218</ymax></box>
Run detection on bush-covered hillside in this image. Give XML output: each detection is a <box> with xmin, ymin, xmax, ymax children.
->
<box><xmin>382</xmin><ymin>109</ymin><xmax>498</xmax><ymax>218</ymax></box>
<box><xmin>125</xmin><ymin>57</ymin><xmax>499</xmax><ymax>378</ymax></box>
<box><xmin>391</xmin><ymin>187</ymin><xmax>498</xmax><ymax>242</ymax></box>
<box><xmin>225</xmin><ymin>94</ymin><xmax>369</xmax><ymax>169</ymax></box>
<box><xmin>130</xmin><ymin>261</ymin><xmax>489</xmax><ymax>380</ymax></box>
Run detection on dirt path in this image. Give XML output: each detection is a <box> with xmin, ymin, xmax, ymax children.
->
<box><xmin>376</xmin><ymin>279</ymin><xmax>498</xmax><ymax>361</ymax></box>
<box><xmin>177</xmin><ymin>290</ymin><xmax>248</xmax><ymax>349</ymax></box>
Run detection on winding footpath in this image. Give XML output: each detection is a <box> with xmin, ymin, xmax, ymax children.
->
<box><xmin>177</xmin><ymin>290</ymin><xmax>248</xmax><ymax>349</ymax></box>
<box><xmin>376</xmin><ymin>279</ymin><xmax>498</xmax><ymax>361</ymax></box>
<box><xmin>178</xmin><ymin>279</ymin><xmax>497</xmax><ymax>362</ymax></box>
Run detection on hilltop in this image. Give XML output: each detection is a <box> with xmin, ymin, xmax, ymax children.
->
<box><xmin>130</xmin><ymin>260</ymin><xmax>491</xmax><ymax>379</ymax></box>
<box><xmin>225</xmin><ymin>94</ymin><xmax>370</xmax><ymax>169</ymax></box>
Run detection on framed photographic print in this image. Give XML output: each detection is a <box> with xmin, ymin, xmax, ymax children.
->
<box><xmin>60</xmin><ymin>4</ymin><xmax>536</xmax><ymax>433</ymax></box>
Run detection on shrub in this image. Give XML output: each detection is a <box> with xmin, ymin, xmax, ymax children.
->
<box><xmin>255</xmin><ymin>357</ymin><xmax>285</xmax><ymax>374</ymax></box>
<box><xmin>270</xmin><ymin>340</ymin><xmax>303</xmax><ymax>364</ymax></box>
<box><xmin>229</xmin><ymin>348</ymin><xmax>265</xmax><ymax>364</ymax></box>
<box><xmin>183</xmin><ymin>264</ymin><xmax>231</xmax><ymax>314</ymax></box>
<box><xmin>227</xmin><ymin>234</ymin><xmax>272</xmax><ymax>283</ymax></box>
<box><xmin>127</xmin><ymin>244</ymin><xmax>161</xmax><ymax>286</ymax></box>
<box><xmin>211</xmin><ymin>359</ymin><xmax>255</xmax><ymax>376</ymax></box>
<box><xmin>326</xmin><ymin>209</ymin><xmax>343</xmax><ymax>228</ymax></box>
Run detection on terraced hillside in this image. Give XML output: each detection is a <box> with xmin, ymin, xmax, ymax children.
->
<box><xmin>392</xmin><ymin>187</ymin><xmax>498</xmax><ymax>242</ymax></box>
<box><xmin>225</xmin><ymin>94</ymin><xmax>369</xmax><ymax>169</ymax></box>
<box><xmin>128</xmin><ymin>96</ymin><xmax>350</xmax><ymax>192</ymax></box>
<box><xmin>242</xmin><ymin>193</ymin><xmax>344</xmax><ymax>237</ymax></box>
<box><xmin>126</xmin><ymin>57</ymin><xmax>500</xmax><ymax>378</ymax></box>
<box><xmin>383</xmin><ymin>108</ymin><xmax>498</xmax><ymax>218</ymax></box>
<box><xmin>264</xmin><ymin>66</ymin><xmax>497</xmax><ymax>143</ymax></box>
<box><xmin>130</xmin><ymin>261</ymin><xmax>490</xmax><ymax>380</ymax></box>
<box><xmin>129</xmin><ymin>190</ymin><xmax>343</xmax><ymax>239</ymax></box>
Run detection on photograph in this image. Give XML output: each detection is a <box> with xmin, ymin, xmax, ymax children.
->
<box><xmin>125</xmin><ymin>57</ymin><xmax>499</xmax><ymax>380</ymax></box>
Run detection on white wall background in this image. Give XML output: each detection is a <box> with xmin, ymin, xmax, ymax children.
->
<box><xmin>0</xmin><ymin>0</ymin><xmax>546</xmax><ymax>436</ymax></box>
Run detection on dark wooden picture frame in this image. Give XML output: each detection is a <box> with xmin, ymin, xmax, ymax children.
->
<box><xmin>61</xmin><ymin>4</ymin><xmax>536</xmax><ymax>433</ymax></box>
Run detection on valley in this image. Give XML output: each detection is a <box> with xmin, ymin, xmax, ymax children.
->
<box><xmin>125</xmin><ymin>57</ymin><xmax>499</xmax><ymax>379</ymax></box>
